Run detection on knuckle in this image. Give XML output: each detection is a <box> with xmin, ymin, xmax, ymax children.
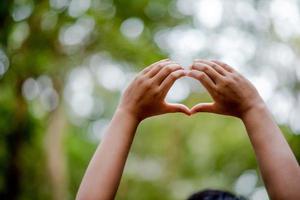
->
<box><xmin>153</xmin><ymin>87</ymin><xmax>160</xmax><ymax>94</ymax></box>
<box><xmin>135</xmin><ymin>77</ymin><xmax>143</xmax><ymax>84</ymax></box>
<box><xmin>226</xmin><ymin>78</ymin><xmax>234</xmax><ymax>86</ymax></box>
<box><xmin>157</xmin><ymin>63</ymin><xmax>164</xmax><ymax>68</ymax></box>
<box><xmin>202</xmin><ymin>66</ymin><xmax>210</xmax><ymax>71</ymax></box>
<box><xmin>149</xmin><ymin>85</ymin><xmax>156</xmax><ymax>91</ymax></box>
<box><xmin>196</xmin><ymin>72</ymin><xmax>205</xmax><ymax>79</ymax></box>
<box><xmin>215</xmin><ymin>84</ymin><xmax>222</xmax><ymax>90</ymax></box>
<box><xmin>211</xmin><ymin>64</ymin><xmax>218</xmax><ymax>69</ymax></box>
<box><xmin>215</xmin><ymin>89</ymin><xmax>223</xmax><ymax>97</ymax></box>
<box><xmin>170</xmin><ymin>72</ymin><xmax>178</xmax><ymax>79</ymax></box>
<box><xmin>165</xmin><ymin>66</ymin><xmax>173</xmax><ymax>73</ymax></box>
<box><xmin>218</xmin><ymin>61</ymin><xmax>226</xmax><ymax>66</ymax></box>
<box><xmin>142</xmin><ymin>80</ymin><xmax>152</xmax><ymax>89</ymax></box>
<box><xmin>174</xmin><ymin>71</ymin><xmax>184</xmax><ymax>79</ymax></box>
<box><xmin>225</xmin><ymin>64</ymin><xmax>234</xmax><ymax>71</ymax></box>
<box><xmin>221</xmin><ymin>78</ymin><xmax>231</xmax><ymax>86</ymax></box>
<box><xmin>231</xmin><ymin>73</ymin><xmax>240</xmax><ymax>80</ymax></box>
<box><xmin>178</xmin><ymin>71</ymin><xmax>185</xmax><ymax>76</ymax></box>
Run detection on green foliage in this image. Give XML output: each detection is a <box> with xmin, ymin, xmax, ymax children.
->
<box><xmin>1</xmin><ymin>0</ymin><xmax>300</xmax><ymax>199</ymax></box>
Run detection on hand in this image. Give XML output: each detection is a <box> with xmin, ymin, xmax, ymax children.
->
<box><xmin>118</xmin><ymin>59</ymin><xmax>190</xmax><ymax>121</ymax></box>
<box><xmin>188</xmin><ymin>59</ymin><xmax>265</xmax><ymax>118</ymax></box>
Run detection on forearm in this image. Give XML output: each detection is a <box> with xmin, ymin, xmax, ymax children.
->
<box><xmin>76</xmin><ymin>59</ymin><xmax>188</xmax><ymax>200</ymax></box>
<box><xmin>76</xmin><ymin>109</ymin><xmax>140</xmax><ymax>200</ymax></box>
<box><xmin>242</xmin><ymin>104</ymin><xmax>300</xmax><ymax>200</ymax></box>
<box><xmin>188</xmin><ymin>59</ymin><xmax>300</xmax><ymax>199</ymax></box>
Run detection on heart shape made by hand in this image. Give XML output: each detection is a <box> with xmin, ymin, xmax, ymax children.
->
<box><xmin>119</xmin><ymin>58</ymin><xmax>262</xmax><ymax>121</ymax></box>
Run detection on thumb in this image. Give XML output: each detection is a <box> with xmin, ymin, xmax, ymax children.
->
<box><xmin>190</xmin><ymin>103</ymin><xmax>216</xmax><ymax>114</ymax></box>
<box><xmin>165</xmin><ymin>103</ymin><xmax>191</xmax><ymax>116</ymax></box>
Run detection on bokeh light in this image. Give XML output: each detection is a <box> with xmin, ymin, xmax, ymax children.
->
<box><xmin>22</xmin><ymin>78</ymin><xmax>39</xmax><ymax>101</ymax></box>
<box><xmin>251</xmin><ymin>187</ymin><xmax>269</xmax><ymax>200</ymax></box>
<box><xmin>9</xmin><ymin>21</ymin><xmax>30</xmax><ymax>49</ymax></box>
<box><xmin>59</xmin><ymin>16</ymin><xmax>95</xmax><ymax>47</ymax></box>
<box><xmin>194</xmin><ymin>0</ymin><xmax>223</xmax><ymax>28</ymax></box>
<box><xmin>11</xmin><ymin>0</ymin><xmax>33</xmax><ymax>22</ymax></box>
<box><xmin>64</xmin><ymin>66</ymin><xmax>94</xmax><ymax>118</ymax></box>
<box><xmin>49</xmin><ymin>0</ymin><xmax>69</xmax><ymax>10</ymax></box>
<box><xmin>68</xmin><ymin>0</ymin><xmax>91</xmax><ymax>18</ymax></box>
<box><xmin>2</xmin><ymin>0</ymin><xmax>300</xmax><ymax>199</ymax></box>
<box><xmin>166</xmin><ymin>77</ymin><xmax>191</xmax><ymax>103</ymax></box>
<box><xmin>120</xmin><ymin>17</ymin><xmax>144</xmax><ymax>40</ymax></box>
<box><xmin>0</xmin><ymin>49</ymin><xmax>9</xmax><ymax>77</ymax></box>
<box><xmin>234</xmin><ymin>170</ymin><xmax>258</xmax><ymax>197</ymax></box>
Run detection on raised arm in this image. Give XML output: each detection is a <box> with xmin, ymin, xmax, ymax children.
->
<box><xmin>188</xmin><ymin>59</ymin><xmax>300</xmax><ymax>200</ymax></box>
<box><xmin>76</xmin><ymin>59</ymin><xmax>190</xmax><ymax>200</ymax></box>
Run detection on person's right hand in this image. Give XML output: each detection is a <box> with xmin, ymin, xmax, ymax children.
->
<box><xmin>117</xmin><ymin>59</ymin><xmax>190</xmax><ymax>122</ymax></box>
<box><xmin>188</xmin><ymin>59</ymin><xmax>265</xmax><ymax>118</ymax></box>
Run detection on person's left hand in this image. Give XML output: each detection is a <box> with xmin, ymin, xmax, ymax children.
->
<box><xmin>187</xmin><ymin>59</ymin><xmax>264</xmax><ymax>118</ymax></box>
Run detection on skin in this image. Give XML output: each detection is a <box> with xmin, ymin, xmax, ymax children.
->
<box><xmin>76</xmin><ymin>59</ymin><xmax>190</xmax><ymax>200</ymax></box>
<box><xmin>77</xmin><ymin>58</ymin><xmax>300</xmax><ymax>200</ymax></box>
<box><xmin>188</xmin><ymin>59</ymin><xmax>300</xmax><ymax>200</ymax></box>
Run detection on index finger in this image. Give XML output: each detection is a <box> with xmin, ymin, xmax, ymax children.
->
<box><xmin>141</xmin><ymin>59</ymin><xmax>170</xmax><ymax>75</ymax></box>
<box><xmin>159</xmin><ymin>69</ymin><xmax>188</xmax><ymax>98</ymax></box>
<box><xmin>194</xmin><ymin>59</ymin><xmax>228</xmax><ymax>76</ymax></box>
<box><xmin>211</xmin><ymin>60</ymin><xmax>235</xmax><ymax>73</ymax></box>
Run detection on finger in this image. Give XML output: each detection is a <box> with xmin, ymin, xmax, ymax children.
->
<box><xmin>164</xmin><ymin>103</ymin><xmax>191</xmax><ymax>116</ymax></box>
<box><xmin>194</xmin><ymin>59</ymin><xmax>227</xmax><ymax>76</ymax></box>
<box><xmin>146</xmin><ymin>60</ymin><xmax>176</xmax><ymax>78</ymax></box>
<box><xmin>191</xmin><ymin>62</ymin><xmax>223</xmax><ymax>83</ymax></box>
<box><xmin>211</xmin><ymin>60</ymin><xmax>234</xmax><ymax>73</ymax></box>
<box><xmin>152</xmin><ymin>63</ymin><xmax>183</xmax><ymax>85</ymax></box>
<box><xmin>159</xmin><ymin>70</ymin><xmax>187</xmax><ymax>98</ymax></box>
<box><xmin>190</xmin><ymin>103</ymin><xmax>216</xmax><ymax>114</ymax></box>
<box><xmin>141</xmin><ymin>58</ymin><xmax>170</xmax><ymax>75</ymax></box>
<box><xmin>187</xmin><ymin>70</ymin><xmax>215</xmax><ymax>93</ymax></box>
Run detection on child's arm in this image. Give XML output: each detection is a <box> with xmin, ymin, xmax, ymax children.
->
<box><xmin>188</xmin><ymin>59</ymin><xmax>300</xmax><ymax>200</ymax></box>
<box><xmin>76</xmin><ymin>59</ymin><xmax>190</xmax><ymax>200</ymax></box>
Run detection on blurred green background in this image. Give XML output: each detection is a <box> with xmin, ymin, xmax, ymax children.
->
<box><xmin>1</xmin><ymin>0</ymin><xmax>300</xmax><ymax>199</ymax></box>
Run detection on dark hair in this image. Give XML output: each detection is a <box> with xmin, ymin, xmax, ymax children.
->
<box><xmin>187</xmin><ymin>189</ymin><xmax>246</xmax><ymax>200</ymax></box>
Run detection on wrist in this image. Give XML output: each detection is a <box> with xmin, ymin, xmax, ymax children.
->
<box><xmin>115</xmin><ymin>107</ymin><xmax>141</xmax><ymax>125</ymax></box>
<box><xmin>240</xmin><ymin>101</ymin><xmax>268</xmax><ymax>122</ymax></box>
